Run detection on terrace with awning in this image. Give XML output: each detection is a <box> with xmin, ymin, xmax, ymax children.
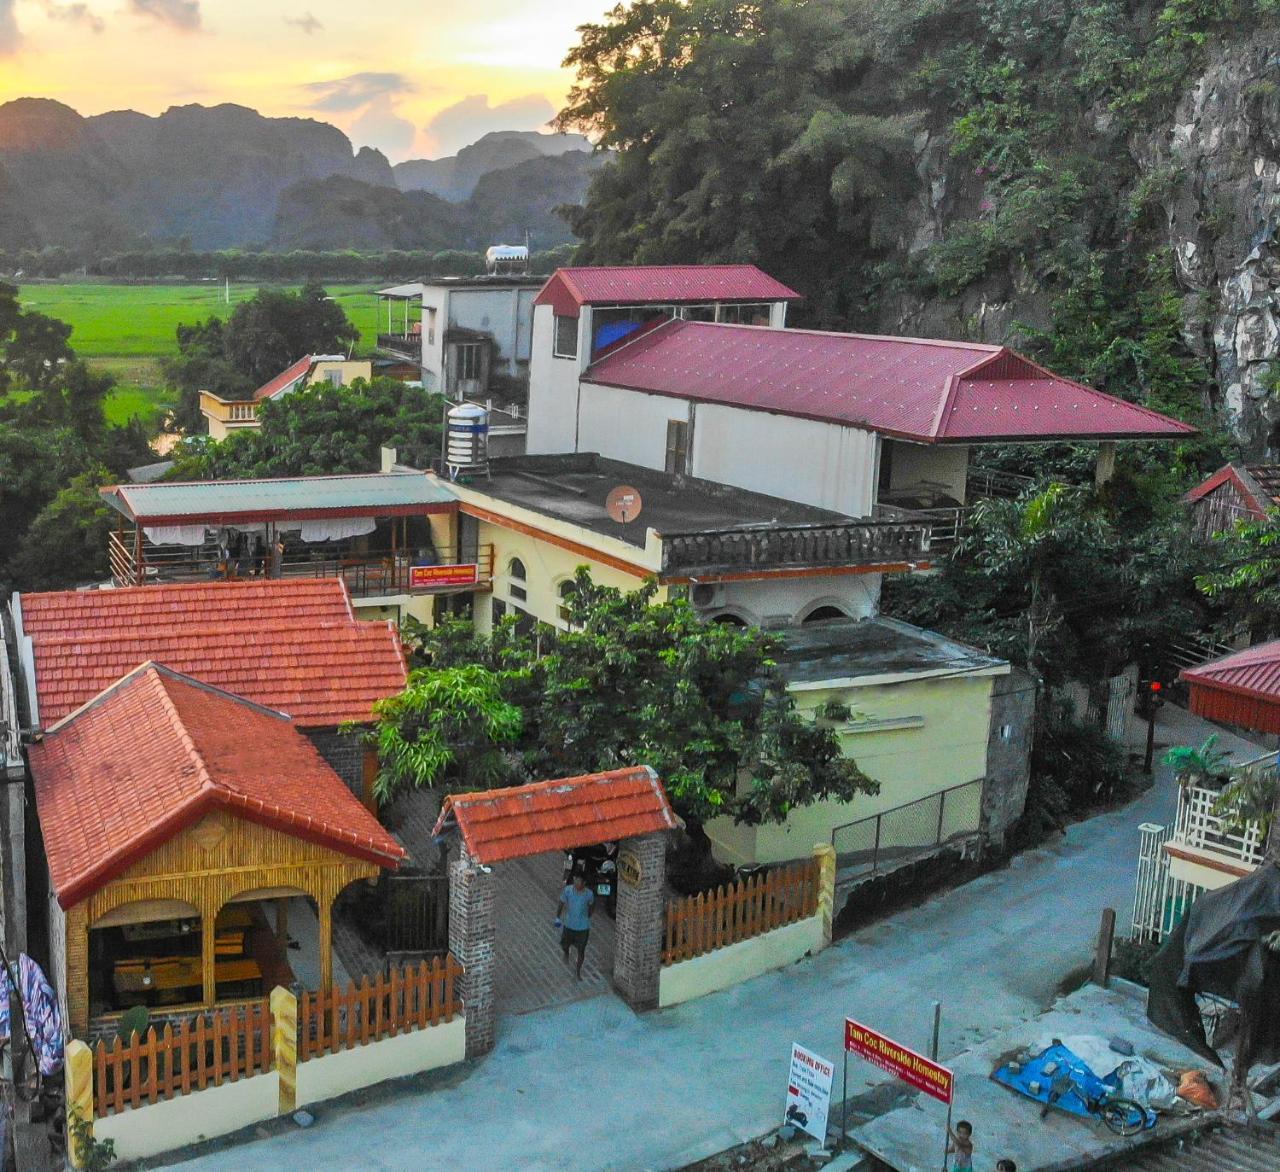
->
<box><xmin>99</xmin><ymin>471</ymin><xmax>490</xmax><ymax>598</ymax></box>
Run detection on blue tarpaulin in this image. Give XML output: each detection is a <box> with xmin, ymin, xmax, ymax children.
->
<box><xmin>992</xmin><ymin>1043</ymin><xmax>1155</xmax><ymax>1130</ymax></box>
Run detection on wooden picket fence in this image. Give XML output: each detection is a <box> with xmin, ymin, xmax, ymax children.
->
<box><xmin>92</xmin><ymin>1000</ymin><xmax>270</xmax><ymax>1118</ymax></box>
<box><xmin>300</xmin><ymin>954</ymin><xmax>464</xmax><ymax>1061</ymax></box>
<box><xmin>662</xmin><ymin>858</ymin><xmax>820</xmax><ymax>965</ymax></box>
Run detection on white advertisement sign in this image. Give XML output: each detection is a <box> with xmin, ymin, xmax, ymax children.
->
<box><xmin>784</xmin><ymin>1042</ymin><xmax>834</xmax><ymax>1143</ymax></box>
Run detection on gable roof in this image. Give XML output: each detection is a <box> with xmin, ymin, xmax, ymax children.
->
<box><xmin>1181</xmin><ymin>640</ymin><xmax>1280</xmax><ymax>735</ymax></box>
<box><xmin>15</xmin><ymin>579</ymin><xmax>407</xmax><ymax>729</ymax></box>
<box><xmin>28</xmin><ymin>663</ymin><xmax>405</xmax><ymax>908</ymax></box>
<box><xmin>1184</xmin><ymin>462</ymin><xmax>1280</xmax><ymax>515</ymax></box>
<box><xmin>100</xmin><ymin>471</ymin><xmax>457</xmax><ymax>526</ymax></box>
<box><xmin>432</xmin><ymin>766</ymin><xmax>680</xmax><ymax>865</ymax></box>
<box><xmin>253</xmin><ymin>355</ymin><xmax>315</xmax><ymax>401</ymax></box>
<box><xmin>583</xmin><ymin>320</ymin><xmax>1197</xmax><ymax>444</ymax></box>
<box><xmin>534</xmin><ymin>265</ymin><xmax>801</xmax><ymax>318</ymax></box>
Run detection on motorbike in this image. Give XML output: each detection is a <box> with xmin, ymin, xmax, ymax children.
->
<box><xmin>562</xmin><ymin>842</ymin><xmax>619</xmax><ymax>918</ymax></box>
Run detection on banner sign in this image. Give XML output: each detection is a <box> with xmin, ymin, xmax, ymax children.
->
<box><xmin>785</xmin><ymin>1043</ymin><xmax>834</xmax><ymax>1142</ymax></box>
<box><xmin>845</xmin><ymin>1018</ymin><xmax>953</xmax><ymax>1104</ymax></box>
<box><xmin>410</xmin><ymin>563</ymin><xmax>478</xmax><ymax>588</ymax></box>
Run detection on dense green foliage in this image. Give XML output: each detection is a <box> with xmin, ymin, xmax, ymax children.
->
<box><xmin>167</xmin><ymin>378</ymin><xmax>447</xmax><ymax>479</ymax></box>
<box><xmin>373</xmin><ymin>571</ymin><xmax>878</xmax><ymax>826</ymax></box>
<box><xmin>164</xmin><ymin>283</ymin><xmax>359</xmax><ymax>432</ymax></box>
<box><xmin>0</xmin><ymin>283</ymin><xmax>152</xmax><ymax>590</ymax></box>
<box><xmin>1196</xmin><ymin>511</ymin><xmax>1280</xmax><ymax>639</ymax></box>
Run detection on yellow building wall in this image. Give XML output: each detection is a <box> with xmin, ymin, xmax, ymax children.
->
<box><xmin>474</xmin><ymin>518</ymin><xmax>664</xmax><ymax>634</ymax></box>
<box><xmin>310</xmin><ymin>359</ymin><xmax>373</xmax><ymax>387</ymax></box>
<box><xmin>706</xmin><ymin>673</ymin><xmax>998</xmax><ymax>865</ymax></box>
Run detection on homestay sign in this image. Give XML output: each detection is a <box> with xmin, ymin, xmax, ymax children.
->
<box><xmin>409</xmin><ymin>563</ymin><xmax>478</xmax><ymax>588</ymax></box>
<box><xmin>845</xmin><ymin>1017</ymin><xmax>953</xmax><ymax>1104</ymax></box>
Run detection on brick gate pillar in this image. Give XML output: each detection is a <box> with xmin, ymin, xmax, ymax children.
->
<box><xmin>612</xmin><ymin>831</ymin><xmax>667</xmax><ymax>1011</ymax></box>
<box><xmin>448</xmin><ymin>845</ymin><xmax>496</xmax><ymax>1058</ymax></box>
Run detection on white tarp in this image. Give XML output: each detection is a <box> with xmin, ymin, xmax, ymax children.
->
<box><xmin>143</xmin><ymin>524</ymin><xmax>209</xmax><ymax>547</ymax></box>
<box><xmin>300</xmin><ymin>517</ymin><xmax>377</xmax><ymax>543</ymax></box>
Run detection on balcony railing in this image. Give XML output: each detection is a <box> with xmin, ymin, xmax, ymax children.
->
<box><xmin>872</xmin><ymin>503</ymin><xmax>965</xmax><ymax>549</ymax></box>
<box><xmin>108</xmin><ymin>531</ymin><xmax>494</xmax><ymax>597</ymax></box>
<box><xmin>377</xmin><ymin>333</ymin><xmax>420</xmax><ymax>361</ymax></box>
<box><xmin>1173</xmin><ymin>780</ymin><xmax>1268</xmax><ymax>870</ymax></box>
<box><xmin>660</xmin><ymin>519</ymin><xmax>930</xmax><ymax>577</ymax></box>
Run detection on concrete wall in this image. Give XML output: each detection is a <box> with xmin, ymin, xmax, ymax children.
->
<box><xmin>420</xmin><ymin>288</ymin><xmax>446</xmax><ymax>391</ymax></box>
<box><xmin>707</xmin><ymin>671</ymin><xmax>1000</xmax><ymax>864</ymax></box>
<box><xmin>527</xmin><ymin>304</ymin><xmax>590</xmax><ymax>453</ymax></box>
<box><xmin>658</xmin><ymin>914</ymin><xmax>824</xmax><ymax>1008</ymax></box>
<box><xmin>982</xmin><ymin>666</ymin><xmax>1035</xmax><ymax>844</ymax></box>
<box><xmin>885</xmin><ymin>441</ymin><xmax>970</xmax><ymax>503</ymax></box>
<box><xmin>306</xmin><ymin>359</ymin><xmax>372</xmax><ymax>391</ymax></box>
<box><xmin>704</xmin><ymin>574</ymin><xmax>882</xmax><ymax>627</ymax></box>
<box><xmin>575</xmin><ymin>383</ymin><xmax>690</xmax><ymax>469</ymax></box>
<box><xmin>94</xmin><ymin>1071</ymin><xmax>281</xmax><ymax>1163</ymax></box>
<box><xmin>48</xmin><ymin>885</ymin><xmax>68</xmax><ymax>1030</ymax></box>
<box><xmin>296</xmin><ymin>1015</ymin><xmax>466</xmax><ymax>1107</ymax></box>
<box><xmin>448</xmin><ymin>287</ymin><xmax>538</xmax><ymax>375</ymax></box>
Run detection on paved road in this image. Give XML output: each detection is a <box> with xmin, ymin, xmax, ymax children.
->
<box><xmin>170</xmin><ymin>709</ymin><xmax>1258</xmax><ymax>1172</ymax></box>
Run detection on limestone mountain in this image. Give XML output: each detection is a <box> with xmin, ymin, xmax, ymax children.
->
<box><xmin>393</xmin><ymin>130</ymin><xmax>594</xmax><ymax>200</ymax></box>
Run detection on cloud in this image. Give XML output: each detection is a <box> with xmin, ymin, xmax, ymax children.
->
<box><xmin>0</xmin><ymin>0</ymin><xmax>21</xmax><ymax>56</ymax></box>
<box><xmin>351</xmin><ymin>97</ymin><xmax>416</xmax><ymax>159</ymax></box>
<box><xmin>130</xmin><ymin>0</ymin><xmax>200</xmax><ymax>32</ymax></box>
<box><xmin>284</xmin><ymin>11</ymin><xmax>322</xmax><ymax>35</ymax></box>
<box><xmin>421</xmin><ymin>93</ymin><xmax>555</xmax><ymax>157</ymax></box>
<box><xmin>304</xmin><ymin>72</ymin><xmax>414</xmax><ymax>114</ymax></box>
<box><xmin>41</xmin><ymin>2</ymin><xmax>105</xmax><ymax>34</ymax></box>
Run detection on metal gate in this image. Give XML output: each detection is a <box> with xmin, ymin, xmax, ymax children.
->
<box><xmin>381</xmin><ymin>872</ymin><xmax>450</xmax><ymax>955</ymax></box>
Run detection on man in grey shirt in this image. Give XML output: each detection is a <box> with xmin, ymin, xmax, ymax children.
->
<box><xmin>557</xmin><ymin>872</ymin><xmax>595</xmax><ymax>980</ymax></box>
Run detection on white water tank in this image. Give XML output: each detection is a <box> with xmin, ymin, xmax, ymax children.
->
<box><xmin>446</xmin><ymin>402</ymin><xmax>489</xmax><ymax>478</ymax></box>
<box><xmin>486</xmin><ymin>244</ymin><xmax>529</xmax><ymax>274</ymax></box>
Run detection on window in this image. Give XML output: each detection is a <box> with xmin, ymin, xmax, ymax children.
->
<box><xmin>426</xmin><ymin>307</ymin><xmax>437</xmax><ymax>346</ymax></box>
<box><xmin>326</xmin><ymin>368</ymin><xmax>344</xmax><ymax>387</ymax></box>
<box><xmin>717</xmin><ymin>302</ymin><xmax>773</xmax><ymax>325</ymax></box>
<box><xmin>802</xmin><ymin>605</ymin><xmax>848</xmax><ymax>624</ymax></box>
<box><xmin>508</xmin><ymin>557</ymin><xmax>527</xmax><ymax>602</ymax></box>
<box><xmin>456</xmin><ymin>343</ymin><xmax>484</xmax><ymax>382</ymax></box>
<box><xmin>665</xmin><ymin>419</ymin><xmax>689</xmax><ymax>475</ymax></box>
<box><xmin>554</xmin><ymin>314</ymin><xmax>578</xmax><ymax>359</ymax></box>
<box><xmin>558</xmin><ymin>579</ymin><xmax>577</xmax><ymax>624</ymax></box>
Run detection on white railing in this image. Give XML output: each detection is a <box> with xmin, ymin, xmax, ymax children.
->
<box><xmin>1175</xmin><ymin>783</ymin><xmax>1267</xmax><ymax>870</ymax></box>
<box><xmin>1131</xmin><ymin>821</ymin><xmax>1205</xmax><ymax>943</ymax></box>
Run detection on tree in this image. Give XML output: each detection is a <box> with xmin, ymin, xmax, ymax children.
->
<box><xmin>165</xmin><ymin>377</ymin><xmax>447</xmax><ymax>479</ymax></box>
<box><xmin>374</xmin><ymin>571</ymin><xmax>877</xmax><ymax>827</ymax></box>
<box><xmin>7</xmin><ymin>466</ymin><xmax>116</xmax><ymax>589</ymax></box>
<box><xmin>1196</xmin><ymin>511</ymin><xmax>1280</xmax><ymax>640</ymax></box>
<box><xmin>165</xmin><ymin>284</ymin><xmax>360</xmax><ymax>432</ymax></box>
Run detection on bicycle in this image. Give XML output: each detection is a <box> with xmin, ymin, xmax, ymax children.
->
<box><xmin>1040</xmin><ymin>1069</ymin><xmax>1150</xmax><ymax>1137</ymax></box>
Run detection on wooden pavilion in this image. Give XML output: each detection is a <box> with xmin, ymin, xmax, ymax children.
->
<box><xmin>27</xmin><ymin>662</ymin><xmax>406</xmax><ymax>1037</ymax></box>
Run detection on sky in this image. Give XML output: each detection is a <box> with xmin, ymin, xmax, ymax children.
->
<box><xmin>0</xmin><ymin>0</ymin><xmax>610</xmax><ymax>160</ymax></box>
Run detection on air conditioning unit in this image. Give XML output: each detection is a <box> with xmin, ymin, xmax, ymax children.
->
<box><xmin>690</xmin><ymin>583</ymin><xmax>722</xmax><ymax>609</ymax></box>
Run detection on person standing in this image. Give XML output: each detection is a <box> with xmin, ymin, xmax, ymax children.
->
<box><xmin>946</xmin><ymin>1121</ymin><xmax>974</xmax><ymax>1172</ymax></box>
<box><xmin>556</xmin><ymin>872</ymin><xmax>594</xmax><ymax>980</ymax></box>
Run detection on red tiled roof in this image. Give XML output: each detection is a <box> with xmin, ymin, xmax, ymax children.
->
<box><xmin>433</xmin><ymin>766</ymin><xmax>679</xmax><ymax>865</ymax></box>
<box><xmin>17</xmin><ymin>580</ymin><xmax>406</xmax><ymax>729</ymax></box>
<box><xmin>253</xmin><ymin>355</ymin><xmax>314</xmax><ymax>401</ymax></box>
<box><xmin>29</xmin><ymin>663</ymin><xmax>406</xmax><ymax>908</ymax></box>
<box><xmin>583</xmin><ymin>320</ymin><xmax>1197</xmax><ymax>443</ymax></box>
<box><xmin>534</xmin><ymin>265</ymin><xmax>801</xmax><ymax>318</ymax></box>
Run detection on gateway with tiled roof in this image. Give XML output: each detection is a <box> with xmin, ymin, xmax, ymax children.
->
<box><xmin>1181</xmin><ymin>640</ymin><xmax>1280</xmax><ymax>734</ymax></box>
<box><xmin>534</xmin><ymin>265</ymin><xmax>801</xmax><ymax>318</ymax></box>
<box><xmin>433</xmin><ymin>767</ymin><xmax>680</xmax><ymax>865</ymax></box>
<box><xmin>29</xmin><ymin>663</ymin><xmax>406</xmax><ymax>909</ymax></box>
<box><xmin>582</xmin><ymin>319</ymin><xmax>1195</xmax><ymax>444</ymax></box>
<box><xmin>14</xmin><ymin>579</ymin><xmax>406</xmax><ymax>729</ymax></box>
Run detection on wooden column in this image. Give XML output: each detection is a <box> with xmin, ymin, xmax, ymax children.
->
<box><xmin>201</xmin><ymin>908</ymin><xmax>217</xmax><ymax>1007</ymax></box>
<box><xmin>318</xmin><ymin>893</ymin><xmax>334</xmax><ymax>994</ymax></box>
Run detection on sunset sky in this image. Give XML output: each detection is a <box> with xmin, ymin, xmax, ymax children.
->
<box><xmin>0</xmin><ymin>0</ymin><xmax>610</xmax><ymax>159</ymax></box>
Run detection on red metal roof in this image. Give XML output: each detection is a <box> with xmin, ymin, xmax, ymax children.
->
<box><xmin>1182</xmin><ymin>641</ymin><xmax>1280</xmax><ymax>700</ymax></box>
<box><xmin>432</xmin><ymin>766</ymin><xmax>679</xmax><ymax>865</ymax></box>
<box><xmin>29</xmin><ymin>663</ymin><xmax>406</xmax><ymax>909</ymax></box>
<box><xmin>534</xmin><ymin>265</ymin><xmax>801</xmax><ymax>318</ymax></box>
<box><xmin>253</xmin><ymin>355</ymin><xmax>315</xmax><ymax>402</ymax></box>
<box><xmin>583</xmin><ymin>320</ymin><xmax>1197</xmax><ymax>443</ymax></box>
<box><xmin>16</xmin><ymin>579</ymin><xmax>407</xmax><ymax>729</ymax></box>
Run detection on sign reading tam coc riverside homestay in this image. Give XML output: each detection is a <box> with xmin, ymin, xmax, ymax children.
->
<box><xmin>409</xmin><ymin>563</ymin><xmax>478</xmax><ymax>588</ymax></box>
<box><xmin>845</xmin><ymin>1018</ymin><xmax>953</xmax><ymax>1104</ymax></box>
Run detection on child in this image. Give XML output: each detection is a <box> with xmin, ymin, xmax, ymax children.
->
<box><xmin>947</xmin><ymin>1120</ymin><xmax>974</xmax><ymax>1172</ymax></box>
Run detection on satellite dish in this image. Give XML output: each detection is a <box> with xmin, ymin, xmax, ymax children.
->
<box><xmin>606</xmin><ymin>485</ymin><xmax>643</xmax><ymax>524</ymax></box>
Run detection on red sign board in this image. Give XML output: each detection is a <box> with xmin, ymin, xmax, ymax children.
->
<box><xmin>410</xmin><ymin>563</ymin><xmax>478</xmax><ymax>588</ymax></box>
<box><xmin>845</xmin><ymin>1018</ymin><xmax>953</xmax><ymax>1104</ymax></box>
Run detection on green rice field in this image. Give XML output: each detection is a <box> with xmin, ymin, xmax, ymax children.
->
<box><xmin>14</xmin><ymin>281</ymin><xmax>388</xmax><ymax>430</ymax></box>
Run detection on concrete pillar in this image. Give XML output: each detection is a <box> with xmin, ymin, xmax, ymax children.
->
<box><xmin>1095</xmin><ymin>441</ymin><xmax>1117</xmax><ymax>488</ymax></box>
<box><xmin>812</xmin><ymin>842</ymin><xmax>836</xmax><ymax>950</ymax></box>
<box><xmin>64</xmin><ymin>1038</ymin><xmax>93</xmax><ymax>1168</ymax></box>
<box><xmin>448</xmin><ymin>846</ymin><xmax>496</xmax><ymax>1058</ymax></box>
<box><xmin>270</xmin><ymin>985</ymin><xmax>298</xmax><ymax>1116</ymax></box>
<box><xmin>612</xmin><ymin>832</ymin><xmax>667</xmax><ymax>1012</ymax></box>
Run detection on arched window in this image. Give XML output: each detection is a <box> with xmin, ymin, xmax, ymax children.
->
<box><xmin>558</xmin><ymin>578</ymin><xmax>577</xmax><ymax>624</ymax></box>
<box><xmin>802</xmin><ymin>604</ymin><xmax>848</xmax><ymax>624</ymax></box>
<box><xmin>508</xmin><ymin>557</ymin><xmax>527</xmax><ymax>602</ymax></box>
<box><xmin>710</xmin><ymin>612</ymin><xmax>747</xmax><ymax>627</ymax></box>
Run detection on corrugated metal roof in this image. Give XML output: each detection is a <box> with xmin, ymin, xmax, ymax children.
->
<box><xmin>582</xmin><ymin>320</ymin><xmax>1196</xmax><ymax>443</ymax></box>
<box><xmin>1182</xmin><ymin>639</ymin><xmax>1280</xmax><ymax>700</ymax></box>
<box><xmin>1113</xmin><ymin>1122</ymin><xmax>1280</xmax><ymax>1171</ymax></box>
<box><xmin>534</xmin><ymin>265</ymin><xmax>801</xmax><ymax>316</ymax></box>
<box><xmin>101</xmin><ymin>471</ymin><xmax>457</xmax><ymax>523</ymax></box>
<box><xmin>433</xmin><ymin>767</ymin><xmax>679</xmax><ymax>865</ymax></box>
<box><xmin>29</xmin><ymin>663</ymin><xmax>405</xmax><ymax>908</ymax></box>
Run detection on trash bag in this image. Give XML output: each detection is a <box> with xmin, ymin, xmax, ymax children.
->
<box><xmin>1110</xmin><ymin>1058</ymin><xmax>1181</xmax><ymax>1112</ymax></box>
<box><xmin>1176</xmin><ymin>1069</ymin><xmax>1220</xmax><ymax>1110</ymax></box>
